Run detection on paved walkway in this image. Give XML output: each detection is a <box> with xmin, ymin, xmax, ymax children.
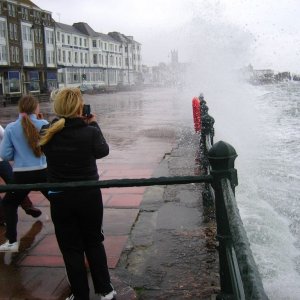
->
<box><xmin>0</xmin><ymin>122</ymin><xmax>176</xmax><ymax>300</ymax></box>
<box><xmin>0</xmin><ymin>89</ymin><xmax>219</xmax><ymax>299</ymax></box>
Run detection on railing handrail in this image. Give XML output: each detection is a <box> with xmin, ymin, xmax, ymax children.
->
<box><xmin>197</xmin><ymin>93</ymin><xmax>269</xmax><ymax>299</ymax></box>
<box><xmin>0</xmin><ymin>175</ymin><xmax>213</xmax><ymax>193</ymax></box>
<box><xmin>221</xmin><ymin>178</ymin><xmax>269</xmax><ymax>299</ymax></box>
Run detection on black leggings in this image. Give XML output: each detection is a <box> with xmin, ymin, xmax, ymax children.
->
<box><xmin>49</xmin><ymin>188</ymin><xmax>111</xmax><ymax>299</ymax></box>
<box><xmin>2</xmin><ymin>169</ymin><xmax>48</xmax><ymax>243</ymax></box>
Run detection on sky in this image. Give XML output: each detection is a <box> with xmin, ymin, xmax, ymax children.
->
<box><xmin>33</xmin><ymin>0</ymin><xmax>300</xmax><ymax>73</ymax></box>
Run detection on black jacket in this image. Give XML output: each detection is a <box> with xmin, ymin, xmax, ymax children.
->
<box><xmin>41</xmin><ymin>118</ymin><xmax>109</xmax><ymax>183</ymax></box>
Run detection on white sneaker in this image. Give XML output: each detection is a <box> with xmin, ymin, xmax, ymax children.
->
<box><xmin>65</xmin><ymin>294</ymin><xmax>74</xmax><ymax>300</ymax></box>
<box><xmin>0</xmin><ymin>240</ymin><xmax>19</xmax><ymax>252</ymax></box>
<box><xmin>100</xmin><ymin>289</ymin><xmax>117</xmax><ymax>300</ymax></box>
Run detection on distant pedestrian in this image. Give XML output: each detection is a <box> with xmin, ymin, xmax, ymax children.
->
<box><xmin>0</xmin><ymin>124</ymin><xmax>42</xmax><ymax>226</ymax></box>
<box><xmin>40</xmin><ymin>87</ymin><xmax>116</xmax><ymax>300</ymax></box>
<box><xmin>0</xmin><ymin>95</ymin><xmax>48</xmax><ymax>252</ymax></box>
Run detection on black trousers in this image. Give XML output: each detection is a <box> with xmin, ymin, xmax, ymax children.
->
<box><xmin>49</xmin><ymin>188</ymin><xmax>111</xmax><ymax>300</ymax></box>
<box><xmin>0</xmin><ymin>161</ymin><xmax>36</xmax><ymax>222</ymax></box>
<box><xmin>2</xmin><ymin>169</ymin><xmax>48</xmax><ymax>243</ymax></box>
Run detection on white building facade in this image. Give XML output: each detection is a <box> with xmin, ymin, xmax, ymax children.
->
<box><xmin>56</xmin><ymin>22</ymin><xmax>142</xmax><ymax>91</ymax></box>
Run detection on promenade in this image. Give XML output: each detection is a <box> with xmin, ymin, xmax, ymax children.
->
<box><xmin>0</xmin><ymin>88</ymin><xmax>219</xmax><ymax>299</ymax></box>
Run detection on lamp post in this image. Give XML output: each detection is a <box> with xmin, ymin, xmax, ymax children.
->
<box><xmin>106</xmin><ymin>51</ymin><xmax>110</xmax><ymax>87</ymax></box>
<box><xmin>127</xmin><ymin>44</ymin><xmax>130</xmax><ymax>86</ymax></box>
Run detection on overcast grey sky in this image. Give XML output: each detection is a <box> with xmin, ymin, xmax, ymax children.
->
<box><xmin>33</xmin><ymin>0</ymin><xmax>300</xmax><ymax>73</ymax></box>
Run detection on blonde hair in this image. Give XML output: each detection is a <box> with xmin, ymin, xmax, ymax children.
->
<box><xmin>18</xmin><ymin>95</ymin><xmax>42</xmax><ymax>157</ymax></box>
<box><xmin>40</xmin><ymin>88</ymin><xmax>83</xmax><ymax>146</ymax></box>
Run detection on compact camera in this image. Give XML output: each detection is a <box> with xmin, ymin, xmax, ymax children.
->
<box><xmin>82</xmin><ymin>104</ymin><xmax>91</xmax><ymax>117</ymax></box>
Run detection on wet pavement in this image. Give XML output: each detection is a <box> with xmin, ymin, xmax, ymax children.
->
<box><xmin>0</xmin><ymin>88</ymin><xmax>219</xmax><ymax>299</ymax></box>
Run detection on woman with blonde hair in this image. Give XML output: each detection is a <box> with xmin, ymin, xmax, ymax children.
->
<box><xmin>40</xmin><ymin>88</ymin><xmax>115</xmax><ymax>300</ymax></box>
<box><xmin>0</xmin><ymin>95</ymin><xmax>48</xmax><ymax>252</ymax></box>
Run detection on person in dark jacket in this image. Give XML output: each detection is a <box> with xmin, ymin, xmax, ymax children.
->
<box><xmin>40</xmin><ymin>88</ymin><xmax>116</xmax><ymax>300</ymax></box>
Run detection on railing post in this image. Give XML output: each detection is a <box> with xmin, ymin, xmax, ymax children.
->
<box><xmin>208</xmin><ymin>141</ymin><xmax>238</xmax><ymax>298</ymax></box>
<box><xmin>199</xmin><ymin>95</ymin><xmax>215</xmax><ymax>155</ymax></box>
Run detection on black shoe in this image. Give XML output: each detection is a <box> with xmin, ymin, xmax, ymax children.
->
<box><xmin>25</xmin><ymin>207</ymin><xmax>42</xmax><ymax>218</ymax></box>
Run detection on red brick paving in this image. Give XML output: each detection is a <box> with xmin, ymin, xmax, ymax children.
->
<box><xmin>0</xmin><ymin>137</ymin><xmax>175</xmax><ymax>299</ymax></box>
<box><xmin>0</xmin><ymin>165</ymin><xmax>158</xmax><ymax>299</ymax></box>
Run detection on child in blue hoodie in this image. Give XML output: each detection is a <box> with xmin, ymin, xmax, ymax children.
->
<box><xmin>0</xmin><ymin>95</ymin><xmax>48</xmax><ymax>252</ymax></box>
<box><xmin>0</xmin><ymin>124</ymin><xmax>42</xmax><ymax>225</ymax></box>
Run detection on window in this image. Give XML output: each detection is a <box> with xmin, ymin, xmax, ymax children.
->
<box><xmin>93</xmin><ymin>54</ymin><xmax>97</xmax><ymax>64</ymax></box>
<box><xmin>74</xmin><ymin>52</ymin><xmax>78</xmax><ymax>63</ymax></box>
<box><xmin>15</xmin><ymin>47</ymin><xmax>19</xmax><ymax>62</ymax></box>
<box><xmin>0</xmin><ymin>21</ymin><xmax>6</xmax><ymax>38</ymax></box>
<box><xmin>22</xmin><ymin>26</ymin><xmax>32</xmax><ymax>42</ymax></box>
<box><xmin>9</xmin><ymin>23</ymin><xmax>13</xmax><ymax>40</ymax></box>
<box><xmin>57</xmin><ymin>31</ymin><xmax>60</xmax><ymax>42</ymax></box>
<box><xmin>79</xmin><ymin>38</ymin><xmax>82</xmax><ymax>46</ymax></box>
<box><xmin>68</xmin><ymin>51</ymin><xmax>71</xmax><ymax>63</ymax></box>
<box><xmin>67</xmin><ymin>35</ymin><xmax>70</xmax><ymax>44</ymax></box>
<box><xmin>110</xmin><ymin>55</ymin><xmax>114</xmax><ymax>66</ymax></box>
<box><xmin>46</xmin><ymin>30</ymin><xmax>54</xmax><ymax>44</ymax></box>
<box><xmin>36</xmin><ymin>48</ymin><xmax>40</xmax><ymax>64</ymax></box>
<box><xmin>74</xmin><ymin>37</ymin><xmax>77</xmax><ymax>46</ymax></box>
<box><xmin>0</xmin><ymin>46</ymin><xmax>7</xmax><ymax>62</ymax></box>
<box><xmin>62</xmin><ymin>50</ymin><xmax>66</xmax><ymax>63</ymax></box>
<box><xmin>85</xmin><ymin>53</ymin><xmax>87</xmax><ymax>64</ymax></box>
<box><xmin>57</xmin><ymin>49</ymin><xmax>61</xmax><ymax>62</ymax></box>
<box><xmin>84</xmin><ymin>39</ymin><xmax>87</xmax><ymax>47</ymax></box>
<box><xmin>21</xmin><ymin>7</ymin><xmax>29</xmax><ymax>20</ymax></box>
<box><xmin>99</xmin><ymin>69</ymin><xmax>104</xmax><ymax>81</ymax></box>
<box><xmin>23</xmin><ymin>48</ymin><xmax>34</xmax><ymax>63</ymax></box>
<box><xmin>62</xmin><ymin>34</ymin><xmax>65</xmax><ymax>44</ymax></box>
<box><xmin>36</xmin><ymin>49</ymin><xmax>43</xmax><ymax>64</ymax></box>
<box><xmin>13</xmin><ymin>24</ymin><xmax>17</xmax><ymax>40</ymax></box>
<box><xmin>46</xmin><ymin>50</ymin><xmax>54</xmax><ymax>64</ymax></box>
<box><xmin>92</xmin><ymin>40</ymin><xmax>97</xmax><ymax>48</ymax></box>
<box><xmin>35</xmin><ymin>29</ymin><xmax>42</xmax><ymax>43</ymax></box>
<box><xmin>10</xmin><ymin>47</ymin><xmax>15</xmax><ymax>62</ymax></box>
<box><xmin>40</xmin><ymin>49</ymin><xmax>44</xmax><ymax>64</ymax></box>
<box><xmin>80</xmin><ymin>52</ymin><xmax>83</xmax><ymax>64</ymax></box>
<box><xmin>8</xmin><ymin>4</ymin><xmax>16</xmax><ymax>17</ymax></box>
<box><xmin>8</xmin><ymin>71</ymin><xmax>20</xmax><ymax>93</ymax></box>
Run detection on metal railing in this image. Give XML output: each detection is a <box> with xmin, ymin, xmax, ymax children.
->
<box><xmin>200</xmin><ymin>95</ymin><xmax>268</xmax><ymax>300</ymax></box>
<box><xmin>0</xmin><ymin>96</ymin><xmax>269</xmax><ymax>299</ymax></box>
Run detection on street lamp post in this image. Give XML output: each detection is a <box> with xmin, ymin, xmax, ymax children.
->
<box><xmin>127</xmin><ymin>44</ymin><xmax>130</xmax><ymax>86</ymax></box>
<box><xmin>107</xmin><ymin>51</ymin><xmax>110</xmax><ymax>86</ymax></box>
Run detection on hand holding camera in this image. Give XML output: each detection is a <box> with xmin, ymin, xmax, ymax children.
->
<box><xmin>82</xmin><ymin>104</ymin><xmax>96</xmax><ymax>123</ymax></box>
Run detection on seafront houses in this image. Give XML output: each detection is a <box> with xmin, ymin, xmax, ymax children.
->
<box><xmin>0</xmin><ymin>0</ymin><xmax>142</xmax><ymax>102</ymax></box>
<box><xmin>55</xmin><ymin>22</ymin><xmax>90</xmax><ymax>89</ymax></box>
<box><xmin>0</xmin><ymin>0</ymin><xmax>57</xmax><ymax>101</ymax></box>
<box><xmin>55</xmin><ymin>22</ymin><xmax>142</xmax><ymax>91</ymax></box>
